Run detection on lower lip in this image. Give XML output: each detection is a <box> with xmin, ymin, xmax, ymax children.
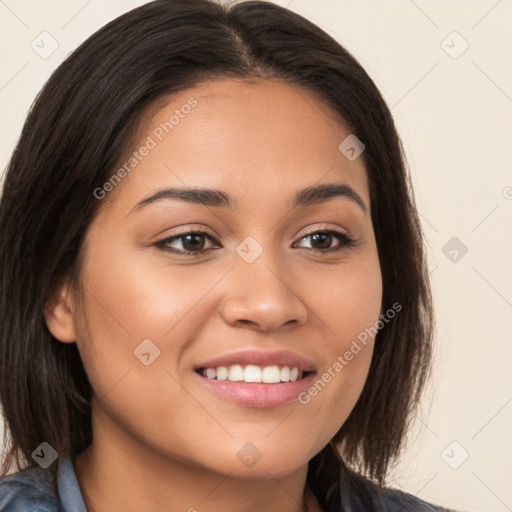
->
<box><xmin>195</xmin><ymin>372</ymin><xmax>316</xmax><ymax>408</ymax></box>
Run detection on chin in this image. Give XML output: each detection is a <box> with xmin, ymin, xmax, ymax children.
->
<box><xmin>198</xmin><ymin>441</ymin><xmax>314</xmax><ymax>480</ymax></box>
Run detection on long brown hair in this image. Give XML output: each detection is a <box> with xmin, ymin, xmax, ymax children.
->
<box><xmin>0</xmin><ymin>0</ymin><xmax>433</xmax><ymax>504</ymax></box>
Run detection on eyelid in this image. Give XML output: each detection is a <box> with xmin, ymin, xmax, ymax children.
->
<box><xmin>153</xmin><ymin>229</ymin><xmax>219</xmax><ymax>250</ymax></box>
<box><xmin>154</xmin><ymin>224</ymin><xmax>357</xmax><ymax>257</ymax></box>
<box><xmin>155</xmin><ymin>223</ymin><xmax>351</xmax><ymax>244</ymax></box>
<box><xmin>298</xmin><ymin>224</ymin><xmax>352</xmax><ymax>239</ymax></box>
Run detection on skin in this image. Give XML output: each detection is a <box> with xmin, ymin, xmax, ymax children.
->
<box><xmin>45</xmin><ymin>78</ymin><xmax>382</xmax><ymax>512</ymax></box>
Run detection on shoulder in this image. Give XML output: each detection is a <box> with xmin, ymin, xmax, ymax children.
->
<box><xmin>308</xmin><ymin>450</ymin><xmax>457</xmax><ymax>512</ymax></box>
<box><xmin>336</xmin><ymin>468</ymin><xmax>457</xmax><ymax>512</ymax></box>
<box><xmin>379</xmin><ymin>486</ymin><xmax>456</xmax><ymax>511</ymax></box>
<box><xmin>0</xmin><ymin>465</ymin><xmax>59</xmax><ymax>512</ymax></box>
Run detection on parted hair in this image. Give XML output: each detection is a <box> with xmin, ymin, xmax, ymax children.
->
<box><xmin>0</xmin><ymin>0</ymin><xmax>434</xmax><ymax>507</ymax></box>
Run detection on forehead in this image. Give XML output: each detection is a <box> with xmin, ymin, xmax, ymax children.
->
<box><xmin>100</xmin><ymin>78</ymin><xmax>369</xmax><ymax>215</ymax></box>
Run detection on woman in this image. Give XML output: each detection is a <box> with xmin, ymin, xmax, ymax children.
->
<box><xmin>0</xmin><ymin>0</ymin><xmax>453</xmax><ymax>510</ymax></box>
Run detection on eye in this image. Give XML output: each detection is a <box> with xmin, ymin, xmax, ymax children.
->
<box><xmin>154</xmin><ymin>228</ymin><xmax>357</xmax><ymax>257</ymax></box>
<box><xmin>293</xmin><ymin>229</ymin><xmax>357</xmax><ymax>253</ymax></box>
<box><xmin>154</xmin><ymin>230</ymin><xmax>219</xmax><ymax>256</ymax></box>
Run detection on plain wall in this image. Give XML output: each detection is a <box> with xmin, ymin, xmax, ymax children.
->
<box><xmin>1</xmin><ymin>1</ymin><xmax>511</xmax><ymax>511</ymax></box>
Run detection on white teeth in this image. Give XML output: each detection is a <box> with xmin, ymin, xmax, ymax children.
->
<box><xmin>227</xmin><ymin>364</ymin><xmax>244</xmax><ymax>381</ymax></box>
<box><xmin>216</xmin><ymin>366</ymin><xmax>228</xmax><ymax>381</ymax></box>
<box><xmin>262</xmin><ymin>365</ymin><xmax>281</xmax><ymax>383</ymax></box>
<box><xmin>244</xmin><ymin>365</ymin><xmax>262</xmax><ymax>382</ymax></box>
<box><xmin>201</xmin><ymin>364</ymin><xmax>304</xmax><ymax>383</ymax></box>
<box><xmin>205</xmin><ymin>368</ymin><xmax>217</xmax><ymax>379</ymax></box>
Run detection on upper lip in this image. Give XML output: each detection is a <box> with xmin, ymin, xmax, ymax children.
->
<box><xmin>194</xmin><ymin>350</ymin><xmax>317</xmax><ymax>372</ymax></box>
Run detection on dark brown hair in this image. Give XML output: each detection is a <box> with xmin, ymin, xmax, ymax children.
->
<box><xmin>0</xmin><ymin>0</ymin><xmax>433</xmax><ymax>506</ymax></box>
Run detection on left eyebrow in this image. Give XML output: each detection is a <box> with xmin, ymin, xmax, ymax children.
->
<box><xmin>292</xmin><ymin>183</ymin><xmax>368</xmax><ymax>213</ymax></box>
<box><xmin>128</xmin><ymin>182</ymin><xmax>368</xmax><ymax>215</ymax></box>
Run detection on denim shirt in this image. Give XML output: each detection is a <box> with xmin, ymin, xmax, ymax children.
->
<box><xmin>0</xmin><ymin>458</ymin><xmax>86</xmax><ymax>512</ymax></box>
<box><xmin>0</xmin><ymin>458</ymin><xmax>453</xmax><ymax>511</ymax></box>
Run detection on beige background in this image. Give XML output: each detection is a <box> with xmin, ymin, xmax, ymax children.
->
<box><xmin>1</xmin><ymin>1</ymin><xmax>511</xmax><ymax>510</ymax></box>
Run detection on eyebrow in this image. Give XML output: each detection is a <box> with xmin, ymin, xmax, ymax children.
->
<box><xmin>129</xmin><ymin>182</ymin><xmax>368</xmax><ymax>215</ymax></box>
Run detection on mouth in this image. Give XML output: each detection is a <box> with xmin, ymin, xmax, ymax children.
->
<box><xmin>195</xmin><ymin>364</ymin><xmax>311</xmax><ymax>384</ymax></box>
<box><xmin>192</xmin><ymin>350</ymin><xmax>317</xmax><ymax>408</ymax></box>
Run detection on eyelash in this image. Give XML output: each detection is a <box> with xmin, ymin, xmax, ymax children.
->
<box><xmin>154</xmin><ymin>229</ymin><xmax>357</xmax><ymax>257</ymax></box>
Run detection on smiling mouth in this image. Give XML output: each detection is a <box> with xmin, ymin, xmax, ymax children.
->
<box><xmin>195</xmin><ymin>364</ymin><xmax>312</xmax><ymax>384</ymax></box>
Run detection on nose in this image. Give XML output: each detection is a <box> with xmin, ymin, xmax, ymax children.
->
<box><xmin>220</xmin><ymin>253</ymin><xmax>309</xmax><ymax>332</ymax></box>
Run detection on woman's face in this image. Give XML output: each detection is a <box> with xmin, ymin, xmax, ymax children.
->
<box><xmin>53</xmin><ymin>78</ymin><xmax>382</xmax><ymax>478</ymax></box>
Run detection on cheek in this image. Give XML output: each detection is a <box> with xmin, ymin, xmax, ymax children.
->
<box><xmin>71</xmin><ymin>252</ymin><xmax>224</xmax><ymax>460</ymax></box>
<box><xmin>69</xmin><ymin>241</ymin><xmax>188</xmax><ymax>403</ymax></box>
<box><xmin>304</xmin><ymin>248</ymin><xmax>383</xmax><ymax>351</ymax></box>
<box><xmin>292</xmin><ymin>252</ymin><xmax>382</xmax><ymax>437</ymax></box>
<box><xmin>75</xmin><ymin>235</ymin><xmax>214</xmax><ymax>346</ymax></box>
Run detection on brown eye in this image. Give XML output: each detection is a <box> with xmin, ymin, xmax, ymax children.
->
<box><xmin>155</xmin><ymin>229</ymin><xmax>357</xmax><ymax>257</ymax></box>
<box><xmin>294</xmin><ymin>230</ymin><xmax>356</xmax><ymax>253</ymax></box>
<box><xmin>155</xmin><ymin>231</ymin><xmax>219</xmax><ymax>256</ymax></box>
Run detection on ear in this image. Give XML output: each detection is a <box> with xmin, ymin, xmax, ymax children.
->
<box><xmin>44</xmin><ymin>275</ymin><xmax>77</xmax><ymax>343</ymax></box>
